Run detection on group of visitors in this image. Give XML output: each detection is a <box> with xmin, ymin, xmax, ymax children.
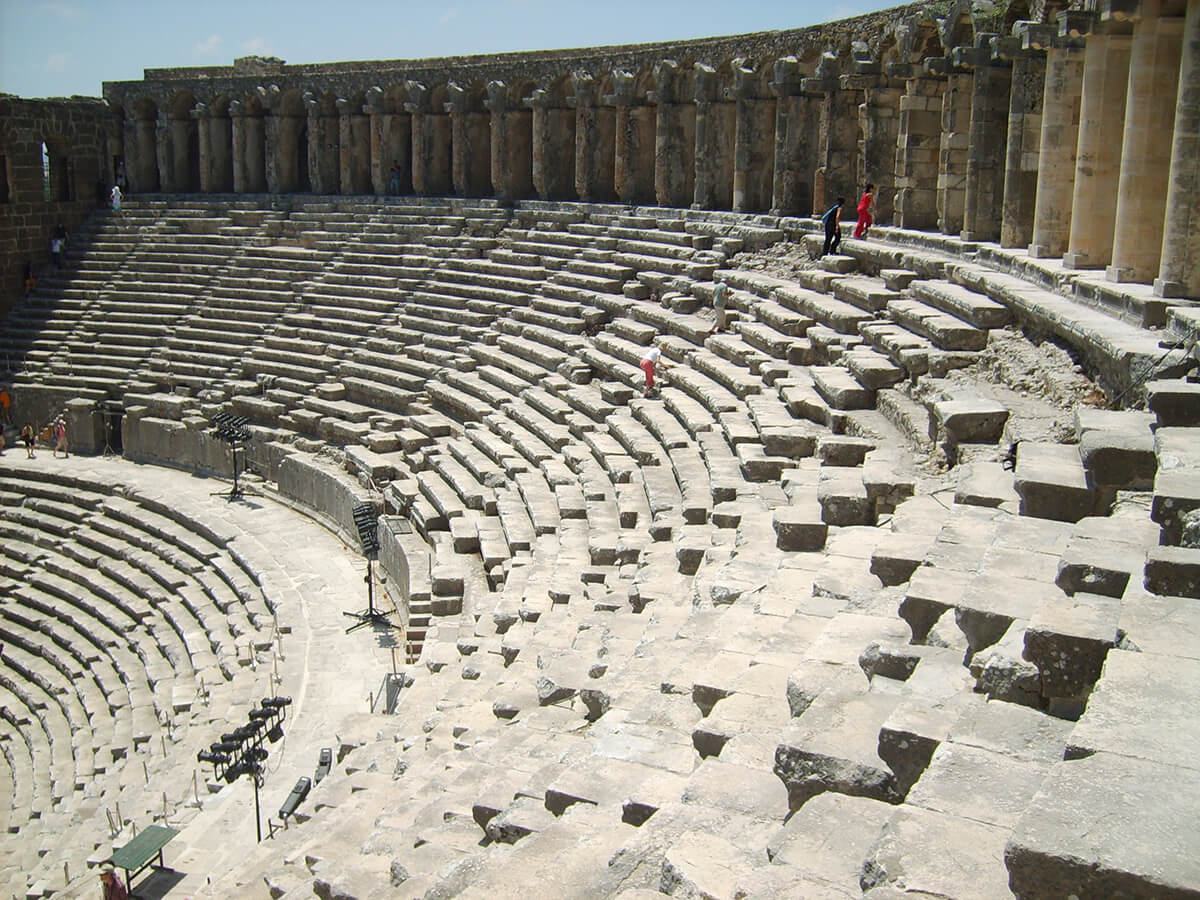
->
<box><xmin>820</xmin><ymin>183</ymin><xmax>875</xmax><ymax>257</ymax></box>
<box><xmin>0</xmin><ymin>414</ymin><xmax>67</xmax><ymax>460</ymax></box>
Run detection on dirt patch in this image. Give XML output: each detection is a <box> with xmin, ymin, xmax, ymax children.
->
<box><xmin>729</xmin><ymin>241</ymin><xmax>816</xmax><ymax>280</ymax></box>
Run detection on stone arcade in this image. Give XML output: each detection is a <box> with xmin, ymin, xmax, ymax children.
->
<box><xmin>2</xmin><ymin>1</ymin><xmax>1200</xmax><ymax>899</ymax></box>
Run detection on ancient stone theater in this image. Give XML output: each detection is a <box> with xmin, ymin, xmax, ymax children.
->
<box><xmin>1</xmin><ymin>0</ymin><xmax>1199</xmax><ymax>897</ymax></box>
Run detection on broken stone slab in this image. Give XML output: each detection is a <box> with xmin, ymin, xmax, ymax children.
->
<box><xmin>1006</xmin><ymin>752</ymin><xmax>1200</xmax><ymax>900</ymax></box>
<box><xmin>817</xmin><ymin>435</ymin><xmax>875</xmax><ymax>467</ymax></box>
<box><xmin>1065</xmin><ymin>651</ymin><xmax>1200</xmax><ymax>768</ymax></box>
<box><xmin>967</xmin><ymin>619</ymin><xmax>1041</xmax><ymax>708</ymax></box>
<box><xmin>909</xmin><ymin>742</ymin><xmax>1053</xmax><ymax>830</ymax></box>
<box><xmin>862</xmin><ymin>805</ymin><xmax>1013</xmax><ymax>900</ymax></box>
<box><xmin>1014</xmin><ymin>441</ymin><xmax>1096</xmax><ymax>523</ymax></box>
<box><xmin>1117</xmin><ymin>587</ymin><xmax>1200</xmax><ymax>661</ymax></box>
<box><xmin>817</xmin><ymin>468</ymin><xmax>873</xmax><ymax>527</ymax></box>
<box><xmin>772</xmin><ymin>502</ymin><xmax>828</xmax><ymax>552</ymax></box>
<box><xmin>1144</xmin><ymin>545</ymin><xmax>1200</xmax><ymax>599</ymax></box>
<box><xmin>766</xmin><ymin>792</ymin><xmax>893</xmax><ymax>891</ymax></box>
<box><xmin>1024</xmin><ymin>591</ymin><xmax>1119</xmax><ymax>710</ymax></box>
<box><xmin>953</xmin><ymin>460</ymin><xmax>1019</xmax><ymax>509</ymax></box>
<box><xmin>931</xmin><ymin>396</ymin><xmax>1009</xmax><ymax>445</ymax></box>
<box><xmin>956</xmin><ymin>573</ymin><xmax>1064</xmax><ymax>656</ymax></box>
<box><xmin>1078</xmin><ymin>426</ymin><xmax>1157</xmax><ymax>491</ymax></box>
<box><xmin>877</xmin><ymin>695</ymin><xmax>983</xmax><ymax>798</ymax></box>
<box><xmin>774</xmin><ymin>686</ymin><xmax>902</xmax><ymax>811</ymax></box>
<box><xmin>659</xmin><ymin>830</ymin><xmax>759</xmax><ymax>900</ymax></box>
<box><xmin>1146</xmin><ymin>378</ymin><xmax>1200</xmax><ymax>427</ymax></box>
<box><xmin>1055</xmin><ymin>531</ymin><xmax>1149</xmax><ymax>598</ymax></box>
<box><xmin>869</xmin><ymin>532</ymin><xmax>933</xmax><ymax>586</ymax></box>
<box><xmin>900</xmin><ymin>566</ymin><xmax>968</xmax><ymax>643</ymax></box>
<box><xmin>485</xmin><ymin>795</ymin><xmax>559</xmax><ymax>844</ymax></box>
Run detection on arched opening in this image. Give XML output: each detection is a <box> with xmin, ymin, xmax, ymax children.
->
<box><xmin>42</xmin><ymin>139</ymin><xmax>73</xmax><ymax>202</ymax></box>
<box><xmin>168</xmin><ymin>91</ymin><xmax>201</xmax><ymax>192</ymax></box>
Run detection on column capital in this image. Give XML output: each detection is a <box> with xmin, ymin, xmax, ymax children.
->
<box><xmin>602</xmin><ymin>69</ymin><xmax>640</xmax><ymax>107</ymax></box>
<box><xmin>1057</xmin><ymin>10</ymin><xmax>1098</xmax><ymax>39</ymax></box>
<box><xmin>483</xmin><ymin>80</ymin><xmax>512</xmax><ymax>114</ymax></box>
<box><xmin>1015</xmin><ymin>21</ymin><xmax>1057</xmax><ymax>52</ymax></box>
<box><xmin>364</xmin><ymin>85</ymin><xmax>386</xmax><ymax>116</ymax></box>
<box><xmin>1099</xmin><ymin>0</ymin><xmax>1143</xmax><ymax>25</ymax></box>
<box><xmin>524</xmin><ymin>87</ymin><xmax>556</xmax><ymax>110</ymax></box>
<box><xmin>336</xmin><ymin>97</ymin><xmax>362</xmax><ymax>116</ymax></box>
<box><xmin>256</xmin><ymin>83</ymin><xmax>282</xmax><ymax>112</ymax></box>
<box><xmin>647</xmin><ymin>59</ymin><xmax>682</xmax><ymax>105</ymax></box>
<box><xmin>190</xmin><ymin>102</ymin><xmax>213</xmax><ymax>120</ymax></box>
<box><xmin>922</xmin><ymin>55</ymin><xmax>968</xmax><ymax>77</ymax></box>
<box><xmin>404</xmin><ymin>80</ymin><xmax>431</xmax><ymax>114</ymax></box>
<box><xmin>229</xmin><ymin>99</ymin><xmax>250</xmax><ymax>118</ymax></box>
<box><xmin>693</xmin><ymin>63</ymin><xmax>721</xmax><ymax>104</ymax></box>
<box><xmin>569</xmin><ymin>70</ymin><xmax>598</xmax><ymax>108</ymax></box>
<box><xmin>303</xmin><ymin>90</ymin><xmax>320</xmax><ymax>116</ymax></box>
<box><xmin>770</xmin><ymin>55</ymin><xmax>807</xmax><ymax>97</ymax></box>
<box><xmin>800</xmin><ymin>51</ymin><xmax>839</xmax><ymax>94</ymax></box>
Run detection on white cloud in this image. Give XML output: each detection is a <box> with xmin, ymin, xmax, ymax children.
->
<box><xmin>45</xmin><ymin>52</ymin><xmax>70</xmax><ymax>73</ymax></box>
<box><xmin>438</xmin><ymin>7</ymin><xmax>460</xmax><ymax>24</ymax></box>
<box><xmin>240</xmin><ymin>36</ymin><xmax>273</xmax><ymax>55</ymax></box>
<box><xmin>194</xmin><ymin>34</ymin><xmax>222</xmax><ymax>57</ymax></box>
<box><xmin>41</xmin><ymin>2</ymin><xmax>82</xmax><ymax>21</ymax></box>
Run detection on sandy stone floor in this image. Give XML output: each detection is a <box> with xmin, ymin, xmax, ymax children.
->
<box><xmin>3</xmin><ymin>454</ymin><xmax>393</xmax><ymax>900</ymax></box>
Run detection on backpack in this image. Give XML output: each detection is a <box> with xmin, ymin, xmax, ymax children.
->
<box><xmin>821</xmin><ymin>204</ymin><xmax>840</xmax><ymax>225</ymax></box>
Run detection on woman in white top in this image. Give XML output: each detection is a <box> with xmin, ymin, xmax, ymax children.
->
<box><xmin>640</xmin><ymin>346</ymin><xmax>669</xmax><ymax>397</ymax></box>
<box><xmin>110</xmin><ymin>184</ymin><xmax>122</xmax><ymax>213</ymax></box>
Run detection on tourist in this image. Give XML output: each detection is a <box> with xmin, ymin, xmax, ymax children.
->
<box><xmin>712</xmin><ymin>275</ymin><xmax>730</xmax><ymax>332</ymax></box>
<box><xmin>110</xmin><ymin>184</ymin><xmax>123</xmax><ymax>214</ymax></box>
<box><xmin>99</xmin><ymin>865</ymin><xmax>128</xmax><ymax>900</ymax></box>
<box><xmin>52</xmin><ymin>418</ymin><xmax>68</xmax><ymax>458</ymax></box>
<box><xmin>853</xmin><ymin>183</ymin><xmax>874</xmax><ymax>239</ymax></box>
<box><xmin>0</xmin><ymin>386</ymin><xmax>11</xmax><ymax>424</ymax></box>
<box><xmin>640</xmin><ymin>345</ymin><xmax>670</xmax><ymax>398</ymax></box>
<box><xmin>821</xmin><ymin>197</ymin><xmax>844</xmax><ymax>257</ymax></box>
<box><xmin>390</xmin><ymin>161</ymin><xmax>402</xmax><ymax>195</ymax></box>
<box><xmin>23</xmin><ymin>261</ymin><xmax>36</xmax><ymax>297</ymax></box>
<box><xmin>21</xmin><ymin>422</ymin><xmax>35</xmax><ymax>458</ymax></box>
<box><xmin>50</xmin><ymin>234</ymin><xmax>64</xmax><ymax>270</ymax></box>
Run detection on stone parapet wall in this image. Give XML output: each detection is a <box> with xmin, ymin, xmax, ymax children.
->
<box><xmin>0</xmin><ymin>95</ymin><xmax>117</xmax><ymax>315</ymax></box>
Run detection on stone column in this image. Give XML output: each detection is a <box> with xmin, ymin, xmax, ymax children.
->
<box><xmin>770</xmin><ymin>56</ymin><xmax>820</xmax><ymax>215</ymax></box>
<box><xmin>405</xmin><ymin>81</ymin><xmax>452</xmax><ymax>197</ymax></box>
<box><xmin>1063</xmin><ymin>24</ymin><xmax>1132</xmax><ymax>269</ymax></box>
<box><xmin>446</xmin><ymin>82</ymin><xmax>491</xmax><ymax>198</ymax></box>
<box><xmin>803</xmin><ymin>54</ymin><xmax>859</xmax><ymax>217</ymax></box>
<box><xmin>892</xmin><ymin>68</ymin><xmax>946</xmax><ymax>230</ymax></box>
<box><xmin>571</xmin><ymin>71</ymin><xmax>617</xmax><ymax>203</ymax></box>
<box><xmin>527</xmin><ymin>86</ymin><xmax>576</xmax><ymax>201</ymax></box>
<box><xmin>258</xmin><ymin>84</ymin><xmax>284</xmax><ymax>194</ymax></box>
<box><xmin>209</xmin><ymin>106</ymin><xmax>233</xmax><ymax>192</ymax></box>
<box><xmin>366</xmin><ymin>86</ymin><xmax>412</xmax><ymax>197</ymax></box>
<box><xmin>849</xmin><ymin>66</ymin><xmax>903</xmax><ymax>225</ymax></box>
<box><xmin>1029</xmin><ymin>18</ymin><xmax>1086</xmax><ymax>259</ymax></box>
<box><xmin>730</xmin><ymin>58</ymin><xmax>777</xmax><ymax>213</ymax></box>
<box><xmin>692</xmin><ymin>63</ymin><xmax>735</xmax><ymax>210</ymax></box>
<box><xmin>156</xmin><ymin>113</ymin><xmax>176</xmax><ymax>193</ymax></box>
<box><xmin>955</xmin><ymin>36</ymin><xmax>1013</xmax><ymax>242</ymax></box>
<box><xmin>649</xmin><ymin>59</ymin><xmax>695</xmax><ymax>208</ymax></box>
<box><xmin>337</xmin><ymin>97</ymin><xmax>371</xmax><ymax>195</ymax></box>
<box><xmin>304</xmin><ymin>92</ymin><xmax>335</xmax><ymax>194</ymax></box>
<box><xmin>192</xmin><ymin>103</ymin><xmax>214</xmax><ymax>192</ymax></box>
<box><xmin>1109</xmin><ymin>14</ymin><xmax>1186</xmax><ymax>283</ymax></box>
<box><xmin>605</xmin><ymin>70</ymin><xmax>656</xmax><ymax>205</ymax></box>
<box><xmin>485</xmin><ymin>81</ymin><xmax>533</xmax><ymax>202</ymax></box>
<box><xmin>936</xmin><ymin>62</ymin><xmax>973</xmax><ymax>236</ymax></box>
<box><xmin>1156</xmin><ymin>0</ymin><xmax>1200</xmax><ymax>298</ymax></box>
<box><xmin>230</xmin><ymin>103</ymin><xmax>248</xmax><ymax>193</ymax></box>
<box><xmin>998</xmin><ymin>27</ymin><xmax>1049</xmax><ymax>249</ymax></box>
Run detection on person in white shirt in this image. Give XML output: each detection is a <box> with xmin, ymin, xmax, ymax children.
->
<box><xmin>640</xmin><ymin>345</ymin><xmax>670</xmax><ymax>397</ymax></box>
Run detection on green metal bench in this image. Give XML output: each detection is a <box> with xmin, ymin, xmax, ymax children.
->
<box><xmin>109</xmin><ymin>824</ymin><xmax>179</xmax><ymax>896</ymax></box>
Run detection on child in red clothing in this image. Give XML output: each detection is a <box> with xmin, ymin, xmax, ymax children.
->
<box><xmin>853</xmin><ymin>183</ymin><xmax>875</xmax><ymax>239</ymax></box>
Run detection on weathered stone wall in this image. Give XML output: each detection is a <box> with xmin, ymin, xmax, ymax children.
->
<box><xmin>0</xmin><ymin>95</ymin><xmax>116</xmax><ymax>315</ymax></box>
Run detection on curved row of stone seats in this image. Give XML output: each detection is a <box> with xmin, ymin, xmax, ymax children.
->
<box><xmin>0</xmin><ymin>463</ymin><xmax>280</xmax><ymax>897</ymax></box>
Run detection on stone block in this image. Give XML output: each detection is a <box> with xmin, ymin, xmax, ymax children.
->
<box><xmin>817</xmin><ymin>435</ymin><xmax>875</xmax><ymax>467</ymax></box>
<box><xmin>773</xmin><ymin>504</ymin><xmax>828</xmax><ymax>552</ymax></box>
<box><xmin>1145</xmin><ymin>545</ymin><xmax>1200</xmax><ymax>599</ymax></box>
<box><xmin>1013</xmin><ymin>442</ymin><xmax>1096</xmax><ymax>522</ymax></box>
<box><xmin>1078</xmin><ymin>427</ymin><xmax>1156</xmax><ymax>490</ymax></box>
<box><xmin>931</xmin><ymin>396</ymin><xmax>1009</xmax><ymax>444</ymax></box>
<box><xmin>817</xmin><ymin>469</ymin><xmax>873</xmax><ymax>527</ymax></box>
<box><xmin>1023</xmin><ymin>591</ymin><xmax>1118</xmax><ymax>704</ymax></box>
<box><xmin>1006</xmin><ymin>752</ymin><xmax>1200</xmax><ymax>900</ymax></box>
<box><xmin>1146</xmin><ymin>378</ymin><xmax>1200</xmax><ymax>427</ymax></box>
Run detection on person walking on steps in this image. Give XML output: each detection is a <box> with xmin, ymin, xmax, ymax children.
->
<box><xmin>853</xmin><ymin>183</ymin><xmax>875</xmax><ymax>239</ymax></box>
<box><xmin>821</xmin><ymin>197</ymin><xmax>845</xmax><ymax>257</ymax></box>
<box><xmin>21</xmin><ymin>422</ymin><xmax>35</xmax><ymax>458</ymax></box>
<box><xmin>640</xmin><ymin>345</ymin><xmax>671</xmax><ymax>398</ymax></box>
<box><xmin>712</xmin><ymin>275</ymin><xmax>730</xmax><ymax>332</ymax></box>
<box><xmin>110</xmin><ymin>184</ymin><xmax>122</xmax><ymax>214</ymax></box>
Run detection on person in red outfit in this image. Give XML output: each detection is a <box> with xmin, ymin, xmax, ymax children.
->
<box><xmin>853</xmin><ymin>183</ymin><xmax>875</xmax><ymax>239</ymax></box>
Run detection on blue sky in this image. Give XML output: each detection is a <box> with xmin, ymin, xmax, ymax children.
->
<box><xmin>1</xmin><ymin>0</ymin><xmax>902</xmax><ymax>99</ymax></box>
